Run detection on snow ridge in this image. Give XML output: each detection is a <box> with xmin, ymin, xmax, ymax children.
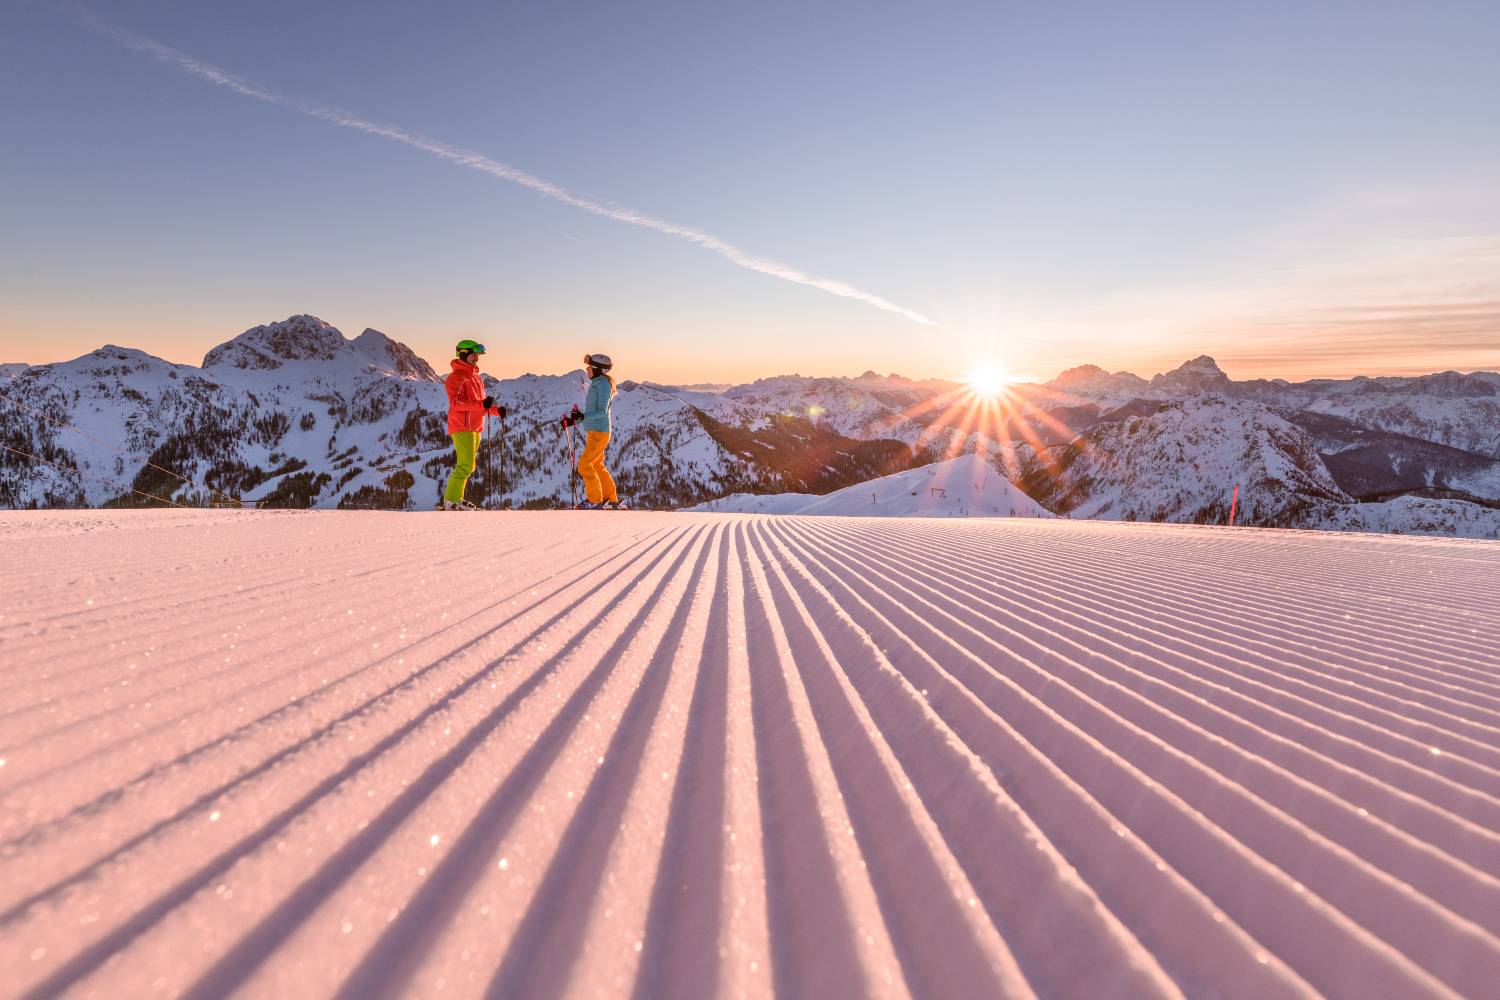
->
<box><xmin>694</xmin><ymin>453</ymin><xmax>1053</xmax><ymax>518</ymax></box>
<box><xmin>2</xmin><ymin>510</ymin><xmax>1498</xmax><ymax>998</ymax></box>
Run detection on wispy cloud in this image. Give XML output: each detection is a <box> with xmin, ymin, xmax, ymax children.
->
<box><xmin>54</xmin><ymin>2</ymin><xmax>936</xmax><ymax>327</ymax></box>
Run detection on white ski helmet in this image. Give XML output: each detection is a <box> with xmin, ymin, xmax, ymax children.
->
<box><xmin>584</xmin><ymin>353</ymin><xmax>613</xmax><ymax>371</ymax></box>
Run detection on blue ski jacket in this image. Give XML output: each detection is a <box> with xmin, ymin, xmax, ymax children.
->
<box><xmin>582</xmin><ymin>374</ymin><xmax>613</xmax><ymax>433</ymax></box>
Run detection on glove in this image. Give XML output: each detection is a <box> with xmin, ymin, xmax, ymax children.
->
<box><xmin>482</xmin><ymin>395</ymin><xmax>495</xmax><ymax>409</ymax></box>
<box><xmin>497</xmin><ymin>405</ymin><xmax>509</xmax><ymax>420</ymax></box>
<box><xmin>571</xmin><ymin>404</ymin><xmax>584</xmax><ymax>423</ymax></box>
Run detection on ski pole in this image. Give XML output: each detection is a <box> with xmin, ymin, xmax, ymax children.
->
<box><xmin>565</xmin><ymin>421</ymin><xmax>577</xmax><ymax>508</ymax></box>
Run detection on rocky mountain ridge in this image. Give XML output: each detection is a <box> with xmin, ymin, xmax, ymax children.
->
<box><xmin>3</xmin><ymin>318</ymin><xmax>1498</xmax><ymax>537</ymax></box>
<box><xmin>0</xmin><ymin>318</ymin><xmax>923</xmax><ymax>512</ymax></box>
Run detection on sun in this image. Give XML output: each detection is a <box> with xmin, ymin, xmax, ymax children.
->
<box><xmin>964</xmin><ymin>361</ymin><xmax>1010</xmax><ymax>398</ymax></box>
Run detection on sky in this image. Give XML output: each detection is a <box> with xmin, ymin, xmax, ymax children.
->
<box><xmin>2</xmin><ymin>0</ymin><xmax>1499</xmax><ymax>385</ymax></box>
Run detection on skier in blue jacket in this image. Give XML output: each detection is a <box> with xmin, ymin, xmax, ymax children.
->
<box><xmin>561</xmin><ymin>353</ymin><xmax>624</xmax><ymax>509</ymax></box>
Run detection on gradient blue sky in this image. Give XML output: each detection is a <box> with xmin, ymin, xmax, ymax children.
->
<box><xmin>3</xmin><ymin>0</ymin><xmax>1498</xmax><ymax>383</ymax></box>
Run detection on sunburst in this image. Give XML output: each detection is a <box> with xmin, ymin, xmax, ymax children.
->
<box><xmin>964</xmin><ymin>362</ymin><xmax>1009</xmax><ymax>398</ymax></box>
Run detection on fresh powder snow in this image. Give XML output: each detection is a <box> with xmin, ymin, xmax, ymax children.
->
<box><xmin>2</xmin><ymin>509</ymin><xmax>1500</xmax><ymax>998</ymax></box>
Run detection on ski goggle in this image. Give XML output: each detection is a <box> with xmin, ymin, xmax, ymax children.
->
<box><xmin>456</xmin><ymin>341</ymin><xmax>487</xmax><ymax>357</ymax></box>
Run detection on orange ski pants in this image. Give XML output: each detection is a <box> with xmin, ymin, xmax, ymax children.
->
<box><xmin>578</xmin><ymin>430</ymin><xmax>616</xmax><ymax>504</ymax></box>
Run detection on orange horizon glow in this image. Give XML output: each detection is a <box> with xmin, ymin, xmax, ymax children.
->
<box><xmin>4</xmin><ymin>304</ymin><xmax>1500</xmax><ymax>387</ymax></box>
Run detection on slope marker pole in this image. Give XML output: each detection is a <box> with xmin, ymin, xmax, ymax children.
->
<box><xmin>1228</xmin><ymin>483</ymin><xmax>1239</xmax><ymax>527</ymax></box>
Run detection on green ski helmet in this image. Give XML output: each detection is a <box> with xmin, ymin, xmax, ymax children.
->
<box><xmin>455</xmin><ymin>339</ymin><xmax>486</xmax><ymax>358</ymax></box>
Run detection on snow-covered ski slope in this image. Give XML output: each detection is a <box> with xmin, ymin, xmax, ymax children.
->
<box><xmin>3</xmin><ymin>510</ymin><xmax>1500</xmax><ymax>999</ymax></box>
<box><xmin>689</xmin><ymin>453</ymin><xmax>1054</xmax><ymax>519</ymax></box>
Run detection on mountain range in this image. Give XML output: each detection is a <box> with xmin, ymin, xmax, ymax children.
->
<box><xmin>3</xmin><ymin>315</ymin><xmax>1498</xmax><ymax>537</ymax></box>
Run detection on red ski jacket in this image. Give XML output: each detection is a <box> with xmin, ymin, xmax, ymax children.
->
<box><xmin>445</xmin><ymin>358</ymin><xmax>502</xmax><ymax>434</ymax></box>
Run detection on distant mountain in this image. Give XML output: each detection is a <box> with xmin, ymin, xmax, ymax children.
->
<box><xmin>1039</xmin><ymin>355</ymin><xmax>1500</xmax><ymax>460</ymax></box>
<box><xmin>696</xmin><ymin>370</ymin><xmax>1085</xmax><ymax>464</ymax></box>
<box><xmin>1301</xmin><ymin>370</ymin><xmax>1499</xmax><ymax>399</ymax></box>
<box><xmin>1013</xmin><ymin>397</ymin><xmax>1500</xmax><ymax>537</ymax></box>
<box><xmin>1047</xmin><ymin>364</ymin><xmax>1149</xmax><ymax>395</ymax></box>
<box><xmin>707</xmin><ymin>372</ymin><xmax>957</xmax><ymax>444</ymax></box>
<box><xmin>0</xmin><ymin>316</ymin><xmax>919</xmax><ymax>512</ymax></box>
<box><xmin>4</xmin><ymin>324</ymin><xmax>1498</xmax><ymax>537</ymax></box>
<box><xmin>1149</xmin><ymin>355</ymin><xmax>1232</xmax><ymax>394</ymax></box>
<box><xmin>658</xmin><ymin>382</ymin><xmax>734</xmax><ymax>394</ymax></box>
<box><xmin>1020</xmin><ymin>398</ymin><xmax>1348</xmax><ymax>526</ymax></box>
<box><xmin>202</xmin><ymin>315</ymin><xmax>439</xmax><ymax>381</ymax></box>
<box><xmin>1299</xmin><ymin>389</ymin><xmax>1500</xmax><ymax>460</ymax></box>
<box><xmin>1319</xmin><ymin>493</ymin><xmax>1500</xmax><ymax>536</ymax></box>
<box><xmin>692</xmin><ymin>452</ymin><xmax>1053</xmax><ymax>518</ymax></box>
<box><xmin>692</xmin><ymin>407</ymin><xmax>918</xmax><ymax>494</ymax></box>
<box><xmin>1283</xmin><ymin>410</ymin><xmax>1500</xmax><ymax>502</ymax></box>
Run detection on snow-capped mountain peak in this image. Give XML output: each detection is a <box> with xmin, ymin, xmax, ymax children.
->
<box><xmin>1151</xmin><ymin>355</ymin><xmax>1230</xmax><ymax>392</ymax></box>
<box><xmin>1047</xmin><ymin>364</ymin><xmax>1149</xmax><ymax>394</ymax></box>
<box><xmin>352</xmin><ymin>328</ymin><xmax>438</xmax><ymax>382</ymax></box>
<box><xmin>1396</xmin><ymin>371</ymin><xmax>1497</xmax><ymax>399</ymax></box>
<box><xmin>1021</xmin><ymin>397</ymin><xmax>1347</xmax><ymax>525</ymax></box>
<box><xmin>202</xmin><ymin>314</ymin><xmax>349</xmax><ymax>370</ymax></box>
<box><xmin>199</xmin><ymin>315</ymin><xmax>439</xmax><ymax>383</ymax></box>
<box><xmin>44</xmin><ymin>345</ymin><xmax>193</xmax><ymax>383</ymax></box>
<box><xmin>1049</xmin><ymin>363</ymin><xmax>1109</xmax><ymax>387</ymax></box>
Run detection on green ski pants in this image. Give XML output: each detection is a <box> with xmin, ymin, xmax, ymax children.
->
<box><xmin>445</xmin><ymin>430</ymin><xmax>480</xmax><ymax>503</ymax></box>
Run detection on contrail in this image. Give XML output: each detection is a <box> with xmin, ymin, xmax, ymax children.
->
<box><xmin>55</xmin><ymin>3</ymin><xmax>937</xmax><ymax>326</ymax></box>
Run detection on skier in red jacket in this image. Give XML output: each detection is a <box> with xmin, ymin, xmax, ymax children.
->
<box><xmin>440</xmin><ymin>339</ymin><xmax>507</xmax><ymax>510</ymax></box>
